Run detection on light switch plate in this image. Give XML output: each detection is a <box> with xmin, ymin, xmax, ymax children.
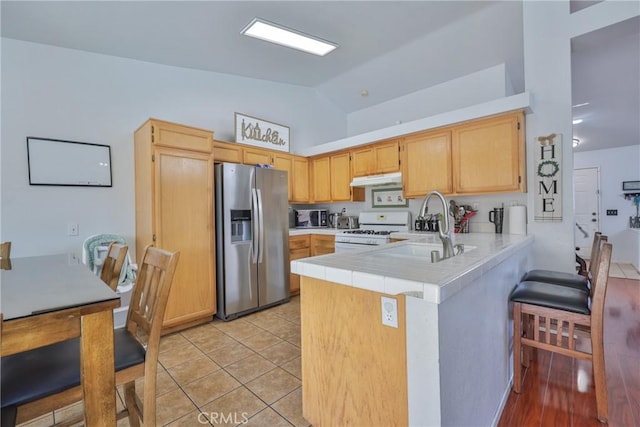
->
<box><xmin>381</xmin><ymin>296</ymin><xmax>398</xmax><ymax>328</ymax></box>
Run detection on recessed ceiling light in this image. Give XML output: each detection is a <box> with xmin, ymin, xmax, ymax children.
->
<box><xmin>572</xmin><ymin>102</ymin><xmax>590</xmax><ymax>108</ymax></box>
<box><xmin>241</xmin><ymin>18</ymin><xmax>338</xmax><ymax>56</ymax></box>
<box><xmin>572</xmin><ymin>119</ymin><xmax>583</xmax><ymax>124</ymax></box>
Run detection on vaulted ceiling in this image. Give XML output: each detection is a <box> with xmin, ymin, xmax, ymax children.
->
<box><xmin>2</xmin><ymin>1</ymin><xmax>638</xmax><ymax>152</ymax></box>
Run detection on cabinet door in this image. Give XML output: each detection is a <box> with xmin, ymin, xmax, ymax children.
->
<box><xmin>272</xmin><ymin>152</ymin><xmax>293</xmax><ymax>200</ymax></box>
<box><xmin>289</xmin><ymin>235</ymin><xmax>311</xmax><ymax>295</ymax></box>
<box><xmin>374</xmin><ymin>140</ymin><xmax>400</xmax><ymax>174</ymax></box>
<box><xmin>452</xmin><ymin>112</ymin><xmax>524</xmax><ymax>194</ymax></box>
<box><xmin>402</xmin><ymin>130</ymin><xmax>452</xmax><ymax>198</ymax></box>
<box><xmin>330</xmin><ymin>152</ymin><xmax>353</xmax><ymax>201</ymax></box>
<box><xmin>154</xmin><ymin>147</ymin><xmax>216</xmax><ymax>327</ymax></box>
<box><xmin>311</xmin><ymin>235</ymin><xmax>335</xmax><ymax>256</ymax></box>
<box><xmin>351</xmin><ymin>147</ymin><xmax>375</xmax><ymax>177</ymax></box>
<box><xmin>213</xmin><ymin>140</ymin><xmax>243</xmax><ymax>163</ymax></box>
<box><xmin>292</xmin><ymin>156</ymin><xmax>310</xmax><ymax>203</ymax></box>
<box><xmin>243</xmin><ymin>147</ymin><xmax>272</xmax><ymax>166</ymax></box>
<box><xmin>152</xmin><ymin>120</ymin><xmax>213</xmax><ymax>153</ymax></box>
<box><xmin>311</xmin><ymin>156</ymin><xmax>331</xmax><ymax>202</ymax></box>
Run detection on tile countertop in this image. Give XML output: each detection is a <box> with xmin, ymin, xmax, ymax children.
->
<box><xmin>291</xmin><ymin>232</ymin><xmax>534</xmax><ymax>304</ymax></box>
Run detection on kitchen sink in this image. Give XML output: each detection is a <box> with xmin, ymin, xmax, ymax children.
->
<box><xmin>367</xmin><ymin>242</ymin><xmax>476</xmax><ymax>262</ymax></box>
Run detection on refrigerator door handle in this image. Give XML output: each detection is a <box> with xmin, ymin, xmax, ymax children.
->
<box><xmin>251</xmin><ymin>187</ymin><xmax>259</xmax><ymax>263</ymax></box>
<box><xmin>257</xmin><ymin>188</ymin><xmax>265</xmax><ymax>263</ymax></box>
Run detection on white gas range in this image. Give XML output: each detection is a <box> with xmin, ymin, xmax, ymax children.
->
<box><xmin>334</xmin><ymin>211</ymin><xmax>412</xmax><ymax>252</ymax></box>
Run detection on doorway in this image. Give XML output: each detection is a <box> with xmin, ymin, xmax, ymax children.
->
<box><xmin>573</xmin><ymin>167</ymin><xmax>600</xmax><ymax>258</ymax></box>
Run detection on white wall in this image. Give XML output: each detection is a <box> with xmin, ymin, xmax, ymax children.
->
<box><xmin>347</xmin><ymin>64</ymin><xmax>509</xmax><ymax>136</ymax></box>
<box><xmin>1</xmin><ymin>39</ymin><xmax>345</xmax><ymax>258</ymax></box>
<box><xmin>522</xmin><ymin>0</ymin><xmax>639</xmax><ymax>272</ymax></box>
<box><xmin>574</xmin><ymin>145</ymin><xmax>640</xmax><ymax>265</ymax></box>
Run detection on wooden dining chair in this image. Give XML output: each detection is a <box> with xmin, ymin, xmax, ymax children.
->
<box><xmin>0</xmin><ymin>241</ymin><xmax>11</xmax><ymax>258</ymax></box>
<box><xmin>510</xmin><ymin>242</ymin><xmax>612</xmax><ymax>423</ymax></box>
<box><xmin>100</xmin><ymin>242</ymin><xmax>128</xmax><ymax>291</ymax></box>
<box><xmin>1</xmin><ymin>245</ymin><xmax>180</xmax><ymax>426</ymax></box>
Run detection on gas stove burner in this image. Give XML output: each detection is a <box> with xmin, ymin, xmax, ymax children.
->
<box><xmin>342</xmin><ymin>229</ymin><xmax>391</xmax><ymax>235</ymax></box>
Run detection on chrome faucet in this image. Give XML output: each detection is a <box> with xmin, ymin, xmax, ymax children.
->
<box><xmin>419</xmin><ymin>190</ymin><xmax>455</xmax><ymax>260</ymax></box>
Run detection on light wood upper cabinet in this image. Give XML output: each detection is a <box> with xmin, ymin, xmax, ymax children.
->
<box><xmin>330</xmin><ymin>152</ymin><xmax>353</xmax><ymax>201</ymax></box>
<box><xmin>243</xmin><ymin>146</ymin><xmax>272</xmax><ymax>166</ymax></box>
<box><xmin>152</xmin><ymin>119</ymin><xmax>212</xmax><ymax>153</ymax></box>
<box><xmin>213</xmin><ymin>139</ymin><xmax>242</xmax><ymax>163</ymax></box>
<box><xmin>291</xmin><ymin>156</ymin><xmax>310</xmax><ymax>203</ymax></box>
<box><xmin>311</xmin><ymin>156</ymin><xmax>331</xmax><ymax>202</ymax></box>
<box><xmin>452</xmin><ymin>111</ymin><xmax>525</xmax><ymax>194</ymax></box>
<box><xmin>401</xmin><ymin>130</ymin><xmax>452</xmax><ymax>198</ymax></box>
<box><xmin>352</xmin><ymin>140</ymin><xmax>400</xmax><ymax>177</ymax></box>
<box><xmin>134</xmin><ymin>119</ymin><xmax>216</xmax><ymax>331</ymax></box>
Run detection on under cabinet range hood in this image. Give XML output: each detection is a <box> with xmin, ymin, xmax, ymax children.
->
<box><xmin>350</xmin><ymin>172</ymin><xmax>402</xmax><ymax>187</ymax></box>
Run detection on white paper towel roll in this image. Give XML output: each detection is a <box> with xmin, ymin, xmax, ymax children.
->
<box><xmin>509</xmin><ymin>205</ymin><xmax>527</xmax><ymax>235</ymax></box>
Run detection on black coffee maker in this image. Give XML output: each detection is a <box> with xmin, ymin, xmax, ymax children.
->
<box><xmin>489</xmin><ymin>206</ymin><xmax>504</xmax><ymax>234</ymax></box>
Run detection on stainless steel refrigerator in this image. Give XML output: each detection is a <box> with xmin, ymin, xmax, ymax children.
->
<box><xmin>215</xmin><ymin>163</ymin><xmax>290</xmax><ymax>320</ymax></box>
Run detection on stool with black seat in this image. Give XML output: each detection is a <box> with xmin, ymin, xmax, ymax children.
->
<box><xmin>1</xmin><ymin>245</ymin><xmax>180</xmax><ymax>427</ymax></box>
<box><xmin>510</xmin><ymin>242</ymin><xmax>612</xmax><ymax>423</ymax></box>
<box><xmin>520</xmin><ymin>232</ymin><xmax>606</xmax><ymax>293</ymax></box>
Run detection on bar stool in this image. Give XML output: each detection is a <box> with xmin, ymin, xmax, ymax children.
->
<box><xmin>520</xmin><ymin>232</ymin><xmax>606</xmax><ymax>293</ymax></box>
<box><xmin>510</xmin><ymin>242</ymin><xmax>612</xmax><ymax>423</ymax></box>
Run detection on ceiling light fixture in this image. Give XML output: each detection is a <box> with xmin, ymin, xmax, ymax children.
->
<box><xmin>573</xmin><ymin>138</ymin><xmax>581</xmax><ymax>148</ymax></box>
<box><xmin>572</xmin><ymin>119</ymin><xmax>583</xmax><ymax>124</ymax></box>
<box><xmin>241</xmin><ymin>18</ymin><xmax>338</xmax><ymax>56</ymax></box>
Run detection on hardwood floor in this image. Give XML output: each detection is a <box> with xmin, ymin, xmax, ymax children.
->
<box><xmin>499</xmin><ymin>276</ymin><xmax>640</xmax><ymax>426</ymax></box>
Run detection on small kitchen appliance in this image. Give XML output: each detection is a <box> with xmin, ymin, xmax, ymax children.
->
<box><xmin>334</xmin><ymin>211</ymin><xmax>411</xmax><ymax>252</ymax></box>
<box><xmin>295</xmin><ymin>209</ymin><xmax>328</xmax><ymax>228</ymax></box>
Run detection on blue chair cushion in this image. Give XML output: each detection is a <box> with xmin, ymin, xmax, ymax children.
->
<box><xmin>520</xmin><ymin>269</ymin><xmax>589</xmax><ymax>292</ymax></box>
<box><xmin>1</xmin><ymin>328</ymin><xmax>145</xmax><ymax>408</ymax></box>
<box><xmin>510</xmin><ymin>280</ymin><xmax>591</xmax><ymax>315</ymax></box>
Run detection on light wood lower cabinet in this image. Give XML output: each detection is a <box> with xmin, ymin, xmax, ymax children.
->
<box><xmin>310</xmin><ymin>234</ymin><xmax>335</xmax><ymax>256</ymax></box>
<box><xmin>135</xmin><ymin>119</ymin><xmax>216</xmax><ymax>332</ymax></box>
<box><xmin>289</xmin><ymin>235</ymin><xmax>311</xmax><ymax>295</ymax></box>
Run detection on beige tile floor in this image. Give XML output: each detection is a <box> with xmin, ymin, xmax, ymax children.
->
<box><xmin>609</xmin><ymin>262</ymin><xmax>640</xmax><ymax>279</ymax></box>
<box><xmin>19</xmin><ymin>296</ymin><xmax>309</xmax><ymax>427</ymax></box>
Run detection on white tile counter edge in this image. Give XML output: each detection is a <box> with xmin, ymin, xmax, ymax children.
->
<box><xmin>291</xmin><ymin>232</ymin><xmax>534</xmax><ymax>304</ymax></box>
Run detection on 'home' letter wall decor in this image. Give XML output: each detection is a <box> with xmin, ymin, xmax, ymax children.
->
<box><xmin>534</xmin><ymin>133</ymin><xmax>562</xmax><ymax>222</ymax></box>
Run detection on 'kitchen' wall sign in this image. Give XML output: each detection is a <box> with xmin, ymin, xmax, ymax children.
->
<box><xmin>534</xmin><ymin>133</ymin><xmax>562</xmax><ymax>222</ymax></box>
<box><xmin>234</xmin><ymin>112</ymin><xmax>290</xmax><ymax>153</ymax></box>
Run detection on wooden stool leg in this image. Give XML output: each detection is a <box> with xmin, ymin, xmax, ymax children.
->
<box><xmin>513</xmin><ymin>302</ymin><xmax>523</xmax><ymax>393</ymax></box>
<box><xmin>592</xmin><ymin>331</ymin><xmax>608</xmax><ymax>423</ymax></box>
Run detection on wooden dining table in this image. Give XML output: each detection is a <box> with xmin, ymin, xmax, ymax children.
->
<box><xmin>1</xmin><ymin>254</ymin><xmax>120</xmax><ymax>426</ymax></box>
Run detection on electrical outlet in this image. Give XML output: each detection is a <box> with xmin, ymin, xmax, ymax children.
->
<box><xmin>381</xmin><ymin>296</ymin><xmax>398</xmax><ymax>328</ymax></box>
<box><xmin>67</xmin><ymin>223</ymin><xmax>79</xmax><ymax>236</ymax></box>
<box><xmin>606</xmin><ymin>210</ymin><xmax>618</xmax><ymax>216</ymax></box>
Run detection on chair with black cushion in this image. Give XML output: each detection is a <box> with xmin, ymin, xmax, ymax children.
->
<box><xmin>510</xmin><ymin>242</ymin><xmax>612</xmax><ymax>423</ymax></box>
<box><xmin>101</xmin><ymin>242</ymin><xmax>128</xmax><ymax>291</ymax></box>
<box><xmin>520</xmin><ymin>232</ymin><xmax>606</xmax><ymax>293</ymax></box>
<box><xmin>1</xmin><ymin>245</ymin><xmax>180</xmax><ymax>426</ymax></box>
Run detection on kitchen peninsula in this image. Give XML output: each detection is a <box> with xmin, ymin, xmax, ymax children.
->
<box><xmin>292</xmin><ymin>232</ymin><xmax>533</xmax><ymax>426</ymax></box>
